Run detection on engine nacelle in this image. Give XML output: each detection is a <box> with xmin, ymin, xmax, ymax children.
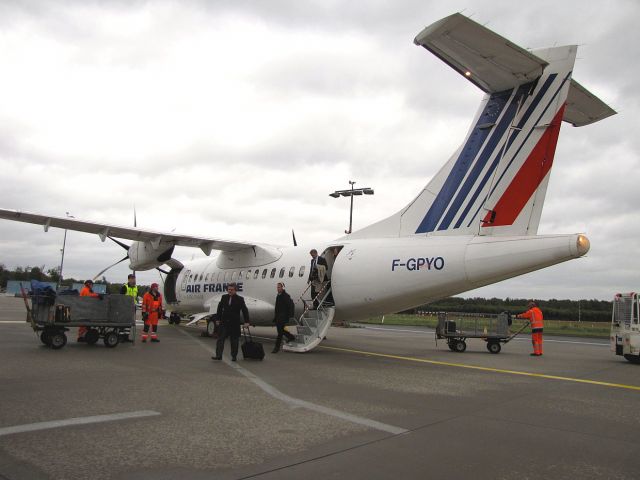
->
<box><xmin>128</xmin><ymin>240</ymin><xmax>175</xmax><ymax>271</ymax></box>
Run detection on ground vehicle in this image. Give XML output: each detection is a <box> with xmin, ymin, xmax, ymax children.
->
<box><xmin>610</xmin><ymin>293</ymin><xmax>640</xmax><ymax>364</ymax></box>
<box><xmin>436</xmin><ymin>312</ymin><xmax>528</xmax><ymax>354</ymax></box>
<box><xmin>28</xmin><ymin>291</ymin><xmax>136</xmax><ymax>350</ymax></box>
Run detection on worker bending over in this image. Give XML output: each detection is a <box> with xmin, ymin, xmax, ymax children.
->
<box><xmin>77</xmin><ymin>279</ymin><xmax>100</xmax><ymax>342</ymax></box>
<box><xmin>142</xmin><ymin>283</ymin><xmax>163</xmax><ymax>343</ymax></box>
<box><xmin>517</xmin><ymin>301</ymin><xmax>544</xmax><ymax>356</ymax></box>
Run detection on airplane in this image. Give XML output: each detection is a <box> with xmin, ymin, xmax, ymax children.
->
<box><xmin>0</xmin><ymin>13</ymin><xmax>616</xmax><ymax>352</ymax></box>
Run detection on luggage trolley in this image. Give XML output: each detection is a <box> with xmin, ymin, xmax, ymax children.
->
<box><xmin>26</xmin><ymin>287</ymin><xmax>136</xmax><ymax>350</ymax></box>
<box><xmin>435</xmin><ymin>311</ymin><xmax>529</xmax><ymax>354</ymax></box>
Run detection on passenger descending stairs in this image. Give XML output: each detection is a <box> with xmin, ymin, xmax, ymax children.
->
<box><xmin>282</xmin><ymin>287</ymin><xmax>335</xmax><ymax>353</ymax></box>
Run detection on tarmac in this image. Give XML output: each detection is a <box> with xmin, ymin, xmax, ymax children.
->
<box><xmin>1</xmin><ymin>295</ymin><xmax>639</xmax><ymax>480</ymax></box>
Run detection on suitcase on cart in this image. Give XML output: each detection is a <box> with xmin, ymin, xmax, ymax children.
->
<box><xmin>241</xmin><ymin>326</ymin><xmax>265</xmax><ymax>360</ymax></box>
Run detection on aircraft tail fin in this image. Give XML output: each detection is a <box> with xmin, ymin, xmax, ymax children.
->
<box><xmin>350</xmin><ymin>13</ymin><xmax>615</xmax><ymax>239</ymax></box>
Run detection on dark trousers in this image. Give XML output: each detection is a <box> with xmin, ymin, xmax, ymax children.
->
<box><xmin>275</xmin><ymin>323</ymin><xmax>295</xmax><ymax>350</ymax></box>
<box><xmin>216</xmin><ymin>324</ymin><xmax>240</xmax><ymax>359</ymax></box>
<box><xmin>311</xmin><ymin>285</ymin><xmax>319</xmax><ymax>309</ymax></box>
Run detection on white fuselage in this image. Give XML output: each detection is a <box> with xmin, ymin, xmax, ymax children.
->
<box><xmin>170</xmin><ymin>233</ymin><xmax>588</xmax><ymax>325</ymax></box>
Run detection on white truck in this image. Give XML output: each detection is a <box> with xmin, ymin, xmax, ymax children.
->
<box><xmin>611</xmin><ymin>292</ymin><xmax>640</xmax><ymax>364</ymax></box>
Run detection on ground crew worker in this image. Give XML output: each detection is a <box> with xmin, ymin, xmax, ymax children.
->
<box><xmin>212</xmin><ymin>283</ymin><xmax>249</xmax><ymax>361</ymax></box>
<box><xmin>77</xmin><ymin>280</ymin><xmax>99</xmax><ymax>342</ymax></box>
<box><xmin>119</xmin><ymin>274</ymin><xmax>138</xmax><ymax>342</ymax></box>
<box><xmin>141</xmin><ymin>283</ymin><xmax>163</xmax><ymax>343</ymax></box>
<box><xmin>272</xmin><ymin>282</ymin><xmax>296</xmax><ymax>353</ymax></box>
<box><xmin>517</xmin><ymin>301</ymin><xmax>544</xmax><ymax>356</ymax></box>
<box><xmin>120</xmin><ymin>274</ymin><xmax>138</xmax><ymax>299</ymax></box>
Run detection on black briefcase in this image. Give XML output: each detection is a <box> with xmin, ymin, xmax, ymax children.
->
<box><xmin>241</xmin><ymin>326</ymin><xmax>265</xmax><ymax>360</ymax></box>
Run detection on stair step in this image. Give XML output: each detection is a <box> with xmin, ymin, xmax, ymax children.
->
<box><xmin>297</xmin><ymin>326</ymin><xmax>313</xmax><ymax>336</ymax></box>
<box><xmin>295</xmin><ymin>334</ymin><xmax>307</xmax><ymax>343</ymax></box>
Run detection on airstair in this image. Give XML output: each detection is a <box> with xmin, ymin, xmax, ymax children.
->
<box><xmin>282</xmin><ymin>284</ymin><xmax>334</xmax><ymax>353</ymax></box>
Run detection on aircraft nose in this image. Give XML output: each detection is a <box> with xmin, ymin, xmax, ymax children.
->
<box><xmin>576</xmin><ymin>234</ymin><xmax>590</xmax><ymax>256</ymax></box>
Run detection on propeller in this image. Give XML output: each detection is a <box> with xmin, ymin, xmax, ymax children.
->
<box><xmin>92</xmin><ymin>254</ymin><xmax>129</xmax><ymax>281</ymax></box>
<box><xmin>292</xmin><ymin>229</ymin><xmax>298</xmax><ymax>247</ymax></box>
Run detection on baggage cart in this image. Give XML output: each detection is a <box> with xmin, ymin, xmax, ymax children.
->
<box><xmin>435</xmin><ymin>311</ymin><xmax>529</xmax><ymax>354</ymax></box>
<box><xmin>25</xmin><ymin>285</ymin><xmax>136</xmax><ymax>349</ymax></box>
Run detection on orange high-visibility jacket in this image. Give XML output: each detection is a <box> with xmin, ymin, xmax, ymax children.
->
<box><xmin>80</xmin><ymin>286</ymin><xmax>99</xmax><ymax>298</ymax></box>
<box><xmin>518</xmin><ymin>307</ymin><xmax>544</xmax><ymax>330</ymax></box>
<box><xmin>142</xmin><ymin>292</ymin><xmax>163</xmax><ymax>323</ymax></box>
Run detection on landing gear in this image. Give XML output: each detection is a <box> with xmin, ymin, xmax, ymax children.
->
<box><xmin>169</xmin><ymin>312</ymin><xmax>182</xmax><ymax>325</ymax></box>
<box><xmin>206</xmin><ymin>320</ymin><xmax>216</xmax><ymax>337</ymax></box>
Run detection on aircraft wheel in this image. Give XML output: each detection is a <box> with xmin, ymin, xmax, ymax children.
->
<box><xmin>104</xmin><ymin>331</ymin><xmax>119</xmax><ymax>348</ymax></box>
<box><xmin>624</xmin><ymin>354</ymin><xmax>640</xmax><ymax>364</ymax></box>
<box><xmin>40</xmin><ymin>330</ymin><xmax>51</xmax><ymax>345</ymax></box>
<box><xmin>50</xmin><ymin>332</ymin><xmax>67</xmax><ymax>350</ymax></box>
<box><xmin>85</xmin><ymin>329</ymin><xmax>100</xmax><ymax>345</ymax></box>
<box><xmin>454</xmin><ymin>340</ymin><xmax>467</xmax><ymax>353</ymax></box>
<box><xmin>206</xmin><ymin>320</ymin><xmax>216</xmax><ymax>337</ymax></box>
<box><xmin>487</xmin><ymin>342</ymin><xmax>501</xmax><ymax>354</ymax></box>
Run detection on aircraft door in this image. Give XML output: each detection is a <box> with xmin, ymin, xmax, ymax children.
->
<box><xmin>180</xmin><ymin>269</ymin><xmax>191</xmax><ymax>292</ymax></box>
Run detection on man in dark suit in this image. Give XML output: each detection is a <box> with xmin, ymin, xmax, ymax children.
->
<box><xmin>212</xmin><ymin>283</ymin><xmax>250</xmax><ymax>361</ymax></box>
<box><xmin>272</xmin><ymin>282</ymin><xmax>296</xmax><ymax>353</ymax></box>
<box><xmin>307</xmin><ymin>249</ymin><xmax>328</xmax><ymax>309</ymax></box>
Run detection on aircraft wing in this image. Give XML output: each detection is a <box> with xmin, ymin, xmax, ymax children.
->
<box><xmin>0</xmin><ymin>208</ymin><xmax>259</xmax><ymax>255</ymax></box>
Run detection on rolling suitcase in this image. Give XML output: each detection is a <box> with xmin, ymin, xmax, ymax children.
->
<box><xmin>241</xmin><ymin>326</ymin><xmax>265</xmax><ymax>360</ymax></box>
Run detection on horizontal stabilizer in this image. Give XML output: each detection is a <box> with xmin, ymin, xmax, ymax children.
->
<box><xmin>414</xmin><ymin>13</ymin><xmax>548</xmax><ymax>93</ymax></box>
<box><xmin>564</xmin><ymin>79</ymin><xmax>617</xmax><ymax>126</ymax></box>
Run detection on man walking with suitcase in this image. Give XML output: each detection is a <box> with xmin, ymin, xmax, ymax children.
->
<box><xmin>272</xmin><ymin>282</ymin><xmax>296</xmax><ymax>353</ymax></box>
<box><xmin>212</xmin><ymin>283</ymin><xmax>250</xmax><ymax>362</ymax></box>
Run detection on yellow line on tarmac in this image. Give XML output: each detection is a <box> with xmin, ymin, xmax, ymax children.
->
<box><xmin>319</xmin><ymin>345</ymin><xmax>640</xmax><ymax>392</ymax></box>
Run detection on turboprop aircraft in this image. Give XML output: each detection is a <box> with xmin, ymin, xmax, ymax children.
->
<box><xmin>0</xmin><ymin>13</ymin><xmax>616</xmax><ymax>352</ymax></box>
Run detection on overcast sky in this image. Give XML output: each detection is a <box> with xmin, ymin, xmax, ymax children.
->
<box><xmin>0</xmin><ymin>0</ymin><xmax>638</xmax><ymax>301</ymax></box>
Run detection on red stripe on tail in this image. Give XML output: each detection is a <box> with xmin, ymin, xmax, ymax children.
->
<box><xmin>482</xmin><ymin>105</ymin><xmax>566</xmax><ymax>228</ymax></box>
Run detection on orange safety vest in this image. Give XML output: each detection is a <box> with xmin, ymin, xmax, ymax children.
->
<box><xmin>518</xmin><ymin>307</ymin><xmax>544</xmax><ymax>330</ymax></box>
<box><xmin>80</xmin><ymin>286</ymin><xmax>99</xmax><ymax>298</ymax></box>
<box><xmin>143</xmin><ymin>292</ymin><xmax>163</xmax><ymax>316</ymax></box>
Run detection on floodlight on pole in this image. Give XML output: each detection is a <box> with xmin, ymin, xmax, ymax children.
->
<box><xmin>329</xmin><ymin>180</ymin><xmax>374</xmax><ymax>234</ymax></box>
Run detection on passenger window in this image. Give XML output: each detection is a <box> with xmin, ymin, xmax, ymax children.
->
<box><xmin>270</xmin><ymin>268</ymin><xmax>276</xmax><ymax>278</ymax></box>
<box><xmin>246</xmin><ymin>270</ymin><xmax>251</xmax><ymax>280</ymax></box>
<box><xmin>289</xmin><ymin>266</ymin><xmax>295</xmax><ymax>278</ymax></box>
<box><xmin>199</xmin><ymin>274</ymin><xmax>203</xmax><ymax>281</ymax></box>
<box><xmin>223</xmin><ymin>271</ymin><xmax>228</xmax><ymax>281</ymax></box>
<box><xmin>239</xmin><ymin>271</ymin><xmax>244</xmax><ymax>280</ymax></box>
<box><xmin>262</xmin><ymin>269</ymin><xmax>267</xmax><ymax>279</ymax></box>
<box><xmin>205</xmin><ymin>273</ymin><xmax>209</xmax><ymax>281</ymax></box>
<box><xmin>217</xmin><ymin>272</ymin><xmax>222</xmax><ymax>281</ymax></box>
<box><xmin>232</xmin><ymin>271</ymin><xmax>238</xmax><ymax>281</ymax></box>
<box><xmin>299</xmin><ymin>265</ymin><xmax>306</xmax><ymax>277</ymax></box>
<box><xmin>254</xmin><ymin>270</ymin><xmax>259</xmax><ymax>279</ymax></box>
<box><xmin>189</xmin><ymin>274</ymin><xmax>193</xmax><ymax>281</ymax></box>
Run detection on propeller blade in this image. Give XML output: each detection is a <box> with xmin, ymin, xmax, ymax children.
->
<box><xmin>92</xmin><ymin>255</ymin><xmax>129</xmax><ymax>281</ymax></box>
<box><xmin>292</xmin><ymin>229</ymin><xmax>298</xmax><ymax>247</ymax></box>
<box><xmin>133</xmin><ymin>205</ymin><xmax>137</xmax><ymax>228</ymax></box>
<box><xmin>156</xmin><ymin>267</ymin><xmax>170</xmax><ymax>275</ymax></box>
<box><xmin>108</xmin><ymin>236</ymin><xmax>130</xmax><ymax>251</ymax></box>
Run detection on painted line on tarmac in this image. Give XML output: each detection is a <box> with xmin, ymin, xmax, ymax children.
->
<box><xmin>177</xmin><ymin>328</ymin><xmax>407</xmax><ymax>435</ymax></box>
<box><xmin>0</xmin><ymin>321</ymin><xmax>27</xmax><ymax>324</ymax></box>
<box><xmin>319</xmin><ymin>345</ymin><xmax>640</xmax><ymax>392</ymax></box>
<box><xmin>0</xmin><ymin>410</ymin><xmax>161</xmax><ymax>437</ymax></box>
<box><xmin>358</xmin><ymin>325</ymin><xmax>609</xmax><ymax>346</ymax></box>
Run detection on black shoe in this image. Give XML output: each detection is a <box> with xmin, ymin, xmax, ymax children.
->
<box><xmin>212</xmin><ymin>356</ymin><xmax>222</xmax><ymax>360</ymax></box>
<box><xmin>151</xmin><ymin>338</ymin><xmax>160</xmax><ymax>343</ymax></box>
<box><xmin>530</xmin><ymin>353</ymin><xmax>541</xmax><ymax>356</ymax></box>
<box><xmin>231</xmin><ymin>357</ymin><xmax>237</xmax><ymax>362</ymax></box>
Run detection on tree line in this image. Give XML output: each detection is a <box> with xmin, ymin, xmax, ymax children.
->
<box><xmin>0</xmin><ymin>264</ymin><xmax>148</xmax><ymax>295</ymax></box>
<box><xmin>414</xmin><ymin>296</ymin><xmax>612</xmax><ymax>323</ymax></box>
